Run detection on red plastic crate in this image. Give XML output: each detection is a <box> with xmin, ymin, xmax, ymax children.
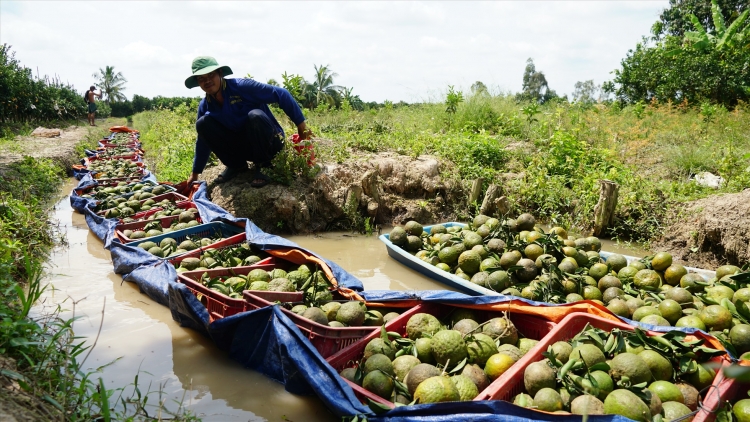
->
<box><xmin>126</xmin><ymin>201</ymin><xmax>197</xmax><ymax>223</ymax></box>
<box><xmin>176</xmin><ymin>261</ymin><xmax>276</xmax><ymax>322</ymax></box>
<box><xmin>97</xmin><ymin>191</ymin><xmax>189</xmax><ymax>216</ymax></box>
<box><xmin>168</xmin><ymin>235</ymin><xmax>263</xmax><ymax>268</ymax></box>
<box><xmin>93</xmin><ymin>166</ymin><xmax>146</xmax><ymax>181</ymax></box>
<box><xmin>114</xmin><ymin>213</ymin><xmax>204</xmax><ymax>243</ymax></box>
<box><xmin>243</xmin><ymin>291</ymin><xmax>386</xmax><ymax>359</ymax></box>
<box><xmin>693</xmin><ymin>370</ymin><xmax>746</xmax><ymax>422</ymax></box>
<box><xmin>84</xmin><ymin>154</ymin><xmax>141</xmax><ymax>166</ymax></box>
<box><xmin>475</xmin><ymin>312</ymin><xmax>730</xmax><ymax>411</ymax></box>
<box><xmin>179</xmin><ymin>260</ymin><xmax>301</xmax><ymax>303</ymax></box>
<box><xmin>326</xmin><ymin>301</ymin><xmax>557</xmax><ymax>408</ymax></box>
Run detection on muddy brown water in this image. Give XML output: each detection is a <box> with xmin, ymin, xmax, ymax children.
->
<box><xmin>37</xmin><ymin>180</ymin><xmax>650</xmax><ymax>421</ymax></box>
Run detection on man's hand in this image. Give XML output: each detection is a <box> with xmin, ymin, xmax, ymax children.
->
<box><xmin>187</xmin><ymin>172</ymin><xmax>199</xmax><ymax>185</ymax></box>
<box><xmin>297</xmin><ymin>122</ymin><xmax>314</xmax><ymax>140</ymax></box>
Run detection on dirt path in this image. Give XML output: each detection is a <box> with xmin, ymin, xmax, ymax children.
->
<box><xmin>0</xmin><ymin>124</ymin><xmax>103</xmax><ymax>171</ymax></box>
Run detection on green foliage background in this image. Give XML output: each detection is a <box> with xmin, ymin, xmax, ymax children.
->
<box><xmin>0</xmin><ymin>44</ymin><xmax>86</xmax><ymax>132</ymax></box>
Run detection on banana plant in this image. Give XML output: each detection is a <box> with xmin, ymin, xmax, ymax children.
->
<box><xmin>683</xmin><ymin>0</ymin><xmax>749</xmax><ymax>52</ymax></box>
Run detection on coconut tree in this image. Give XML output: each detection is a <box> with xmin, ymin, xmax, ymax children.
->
<box><xmin>92</xmin><ymin>66</ymin><xmax>127</xmax><ymax>104</ymax></box>
<box><xmin>312</xmin><ymin>64</ymin><xmax>342</xmax><ymax>108</ymax></box>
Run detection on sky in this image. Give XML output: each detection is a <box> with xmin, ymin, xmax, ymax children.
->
<box><xmin>0</xmin><ymin>1</ymin><xmax>668</xmax><ymax>103</ymax></box>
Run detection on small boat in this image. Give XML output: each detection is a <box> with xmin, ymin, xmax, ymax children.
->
<box><xmin>379</xmin><ymin>222</ymin><xmax>718</xmax><ymax>297</ymax></box>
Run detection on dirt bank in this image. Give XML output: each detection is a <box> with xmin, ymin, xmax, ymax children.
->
<box><xmin>202</xmin><ymin>151</ymin><xmax>467</xmax><ymax>233</ymax></box>
<box><xmin>0</xmin><ymin>124</ymin><xmax>100</xmax><ymax>172</ymax></box>
<box><xmin>653</xmin><ymin>189</ymin><xmax>750</xmax><ymax>269</ymax></box>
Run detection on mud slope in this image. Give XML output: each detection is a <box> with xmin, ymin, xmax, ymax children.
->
<box><xmin>654</xmin><ymin>189</ymin><xmax>750</xmax><ymax>269</ymax></box>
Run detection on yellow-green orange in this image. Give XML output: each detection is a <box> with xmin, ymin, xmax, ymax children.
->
<box><xmin>658</xmin><ymin>299</ymin><xmax>683</xmax><ymax>325</ymax></box>
<box><xmin>451</xmin><ymin>374</ymin><xmax>479</xmax><ymax>401</ymax></box>
<box><xmin>393</xmin><ymin>355</ymin><xmax>421</xmax><ymax>381</ymax></box>
<box><xmin>466</xmin><ymin>333</ymin><xmax>496</xmax><ymax>366</ymax></box>
<box><xmin>676</xmin><ymin>315</ymin><xmax>707</xmax><ymax>331</ymax></box>
<box><xmin>589</xmin><ymin>263</ymin><xmax>609</xmax><ymax>281</ymax></box>
<box><xmin>362</xmin><ymin>370</ymin><xmax>394</xmax><ymax>399</ymax></box>
<box><xmin>663</xmin><ymin>401</ymin><xmax>693</xmax><ymax>421</ymax></box>
<box><xmin>404</xmin><ymin>363</ymin><xmax>441</xmax><ymax>396</ymax></box>
<box><xmin>609</xmin><ymin>353</ymin><xmax>651</xmax><ymax>385</ymax></box>
<box><xmin>458</xmin><ymin>250</ymin><xmax>482</xmax><ymax>274</ymax></box>
<box><xmin>523</xmin><ymin>360</ymin><xmax>557</xmax><ymax>397</ymax></box>
<box><xmin>604</xmin><ymin>389</ymin><xmax>651</xmax><ymax>421</ymax></box>
<box><xmin>730</xmin><ymin>324</ymin><xmax>750</xmax><ymax>355</ymax></box>
<box><xmin>634</xmin><ymin>269</ymin><xmax>662</xmax><ymax>290</ymax></box>
<box><xmin>533</xmin><ymin>388</ymin><xmax>563</xmax><ymax>412</ymax></box>
<box><xmin>699</xmin><ymin>305</ymin><xmax>732</xmax><ymax>331</ymax></box>
<box><xmin>570</xmin><ymin>344</ymin><xmax>606</xmax><ymax>367</ymax></box>
<box><xmin>648</xmin><ymin>381</ymin><xmax>684</xmax><ymax>404</ymax></box>
<box><xmin>664</xmin><ymin>264</ymin><xmax>687</xmax><ymax>286</ymax></box>
<box><xmin>651</xmin><ymin>252</ymin><xmax>673</xmax><ymax>271</ymax></box>
<box><xmin>364</xmin><ymin>337</ymin><xmax>396</xmax><ymax>360</ymax></box>
<box><xmin>364</xmin><ymin>353</ymin><xmax>395</xmax><ymax>376</ymax></box>
<box><xmin>406</xmin><ymin>313</ymin><xmax>442</xmax><ymax>340</ymax></box>
<box><xmin>430</xmin><ymin>330</ymin><xmax>467</xmax><ymax>367</ymax></box>
<box><xmin>484</xmin><ymin>353</ymin><xmax>515</xmax><ymax>381</ymax></box>
<box><xmin>414</xmin><ymin>376</ymin><xmax>460</xmax><ymax>404</ymax></box>
<box><xmin>732</xmin><ymin>398</ymin><xmax>750</xmax><ymax>422</ymax></box>
<box><xmin>685</xmin><ymin>363</ymin><xmax>716</xmax><ymax>391</ymax></box>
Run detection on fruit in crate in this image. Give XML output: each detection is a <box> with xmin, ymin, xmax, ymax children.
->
<box><xmin>338</xmin><ymin>309</ymin><xmax>533</xmax><ymax>404</ymax></box>
<box><xmin>508</xmin><ymin>322</ymin><xmax>725</xmax><ymax>418</ymax></box>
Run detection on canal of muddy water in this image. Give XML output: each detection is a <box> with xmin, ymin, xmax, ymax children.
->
<box><xmin>36</xmin><ymin>179</ymin><xmax>457</xmax><ymax>421</ymax></box>
<box><xmin>37</xmin><ymin>179</ymin><xmax>649</xmax><ymax>421</ymax></box>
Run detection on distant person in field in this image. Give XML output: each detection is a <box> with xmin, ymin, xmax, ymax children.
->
<box><xmin>85</xmin><ymin>86</ymin><xmax>102</xmax><ymax>126</ymax></box>
<box><xmin>184</xmin><ymin>56</ymin><xmax>313</xmax><ymax>187</ymax></box>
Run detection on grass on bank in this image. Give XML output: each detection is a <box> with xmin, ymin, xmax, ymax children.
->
<box><xmin>133</xmin><ymin>95</ymin><xmax>750</xmax><ymax>245</ymax></box>
<box><xmin>0</xmin><ymin>121</ymin><xmax>200</xmax><ymax>421</ymax></box>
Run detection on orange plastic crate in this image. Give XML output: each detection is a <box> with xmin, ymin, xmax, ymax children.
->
<box><xmin>325</xmin><ymin>301</ymin><xmax>557</xmax><ymax>408</ymax></box>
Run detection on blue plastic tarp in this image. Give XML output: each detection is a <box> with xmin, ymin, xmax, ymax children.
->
<box><xmin>208</xmin><ymin>305</ymin><xmax>371</xmax><ymax>418</ymax></box>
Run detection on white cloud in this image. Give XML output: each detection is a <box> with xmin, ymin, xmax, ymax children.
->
<box><xmin>1</xmin><ymin>0</ymin><xmax>668</xmax><ymax>102</ymax></box>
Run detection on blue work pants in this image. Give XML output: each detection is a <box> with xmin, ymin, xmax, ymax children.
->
<box><xmin>196</xmin><ymin>109</ymin><xmax>283</xmax><ymax>169</ymax></box>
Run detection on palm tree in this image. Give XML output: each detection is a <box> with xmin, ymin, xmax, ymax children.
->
<box><xmin>92</xmin><ymin>66</ymin><xmax>127</xmax><ymax>104</ymax></box>
<box><xmin>312</xmin><ymin>64</ymin><xmax>342</xmax><ymax>108</ymax></box>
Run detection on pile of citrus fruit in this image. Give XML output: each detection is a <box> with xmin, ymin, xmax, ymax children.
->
<box><xmin>339</xmin><ymin>307</ymin><xmax>539</xmax><ymax>404</ymax></box>
<box><xmin>512</xmin><ymin>322</ymin><xmax>723</xmax><ymax>420</ymax></box>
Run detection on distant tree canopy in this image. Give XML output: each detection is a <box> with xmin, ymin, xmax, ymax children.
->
<box><xmin>0</xmin><ymin>44</ymin><xmax>85</xmax><ymax>127</ymax></box>
<box><xmin>614</xmin><ymin>0</ymin><xmax>749</xmax><ymax>107</ymax></box>
<box><xmin>471</xmin><ymin>81</ymin><xmax>489</xmax><ymax>96</ymax></box>
<box><xmin>653</xmin><ymin>0</ymin><xmax>747</xmax><ymax>38</ymax></box>
<box><xmin>516</xmin><ymin>58</ymin><xmax>558</xmax><ymax>104</ymax></box>
<box><xmin>572</xmin><ymin>80</ymin><xmax>599</xmax><ymax>104</ymax></box>
<box><xmin>274</xmin><ymin>65</ymin><xmax>364</xmax><ymax>111</ymax></box>
<box><xmin>93</xmin><ymin>65</ymin><xmax>127</xmax><ymax>104</ymax></box>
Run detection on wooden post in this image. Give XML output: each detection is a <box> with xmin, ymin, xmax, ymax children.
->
<box><xmin>480</xmin><ymin>184</ymin><xmax>502</xmax><ymax>216</ymax></box>
<box><xmin>468</xmin><ymin>178</ymin><xmax>484</xmax><ymax>207</ymax></box>
<box><xmin>593</xmin><ymin>179</ymin><xmax>619</xmax><ymax>237</ymax></box>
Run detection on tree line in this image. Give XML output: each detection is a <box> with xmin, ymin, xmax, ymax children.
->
<box><xmin>0</xmin><ymin>44</ymin><xmax>85</xmax><ymax>131</ymax></box>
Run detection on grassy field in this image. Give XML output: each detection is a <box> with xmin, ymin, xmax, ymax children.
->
<box><xmin>134</xmin><ymin>95</ymin><xmax>750</xmax><ymax>245</ymax></box>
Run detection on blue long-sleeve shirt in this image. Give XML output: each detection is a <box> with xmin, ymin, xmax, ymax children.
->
<box><xmin>192</xmin><ymin>78</ymin><xmax>305</xmax><ymax>174</ymax></box>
